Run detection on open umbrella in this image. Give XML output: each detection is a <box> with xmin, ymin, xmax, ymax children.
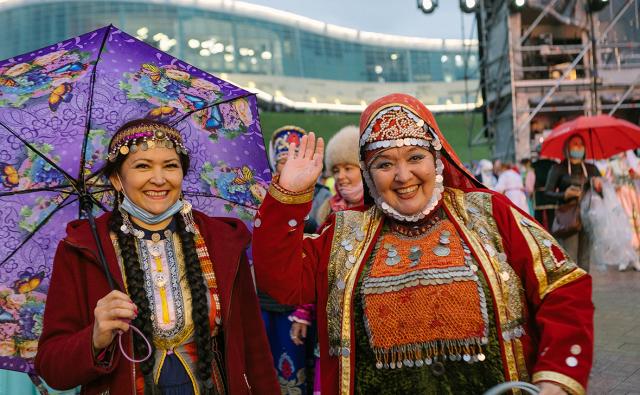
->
<box><xmin>0</xmin><ymin>25</ymin><xmax>271</xmax><ymax>384</ymax></box>
<box><xmin>540</xmin><ymin>115</ymin><xmax>640</xmax><ymax>160</ymax></box>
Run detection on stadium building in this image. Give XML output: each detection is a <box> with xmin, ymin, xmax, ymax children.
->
<box><xmin>0</xmin><ymin>0</ymin><xmax>481</xmax><ymax>113</ymax></box>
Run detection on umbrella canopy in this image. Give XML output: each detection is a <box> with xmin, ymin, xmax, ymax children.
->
<box><xmin>0</xmin><ymin>25</ymin><xmax>270</xmax><ymax>378</ymax></box>
<box><xmin>540</xmin><ymin>115</ymin><xmax>640</xmax><ymax>160</ymax></box>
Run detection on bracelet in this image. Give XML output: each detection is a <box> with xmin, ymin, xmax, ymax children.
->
<box><xmin>268</xmin><ymin>175</ymin><xmax>315</xmax><ymax>204</ymax></box>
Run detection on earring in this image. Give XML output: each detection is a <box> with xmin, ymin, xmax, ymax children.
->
<box><xmin>117</xmin><ymin>191</ymin><xmax>144</xmax><ymax>239</ymax></box>
<box><xmin>180</xmin><ymin>195</ymin><xmax>197</xmax><ymax>234</ymax></box>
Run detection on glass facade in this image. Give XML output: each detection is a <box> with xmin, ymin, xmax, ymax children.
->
<box><xmin>0</xmin><ymin>0</ymin><xmax>479</xmax><ymax>85</ymax></box>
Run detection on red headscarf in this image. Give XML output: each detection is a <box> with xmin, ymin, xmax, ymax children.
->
<box><xmin>359</xmin><ymin>93</ymin><xmax>483</xmax><ymax>192</ymax></box>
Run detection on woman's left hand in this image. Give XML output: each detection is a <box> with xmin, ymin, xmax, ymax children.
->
<box><xmin>538</xmin><ymin>382</ymin><xmax>568</xmax><ymax>395</ymax></box>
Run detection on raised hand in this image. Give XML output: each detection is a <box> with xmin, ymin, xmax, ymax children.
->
<box><xmin>278</xmin><ymin>132</ymin><xmax>324</xmax><ymax>193</ymax></box>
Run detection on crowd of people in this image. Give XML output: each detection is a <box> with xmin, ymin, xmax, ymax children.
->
<box><xmin>32</xmin><ymin>94</ymin><xmax>595</xmax><ymax>395</ymax></box>
<box><xmin>467</xmin><ymin>142</ymin><xmax>640</xmax><ymax>273</ymax></box>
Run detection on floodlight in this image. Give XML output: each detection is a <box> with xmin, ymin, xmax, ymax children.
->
<box><xmin>460</xmin><ymin>0</ymin><xmax>478</xmax><ymax>13</ymax></box>
<box><xmin>417</xmin><ymin>0</ymin><xmax>438</xmax><ymax>14</ymax></box>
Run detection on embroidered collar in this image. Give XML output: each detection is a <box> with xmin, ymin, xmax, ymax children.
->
<box><xmin>131</xmin><ymin>218</ymin><xmax>177</xmax><ymax>242</ymax></box>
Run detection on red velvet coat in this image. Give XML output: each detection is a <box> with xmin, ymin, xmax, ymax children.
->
<box><xmin>35</xmin><ymin>211</ymin><xmax>279</xmax><ymax>395</ymax></box>
<box><xmin>253</xmin><ymin>188</ymin><xmax>594</xmax><ymax>395</ymax></box>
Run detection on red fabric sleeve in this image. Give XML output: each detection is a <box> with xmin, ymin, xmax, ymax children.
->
<box><xmin>492</xmin><ymin>194</ymin><xmax>593</xmax><ymax>393</ymax></box>
<box><xmin>252</xmin><ymin>192</ymin><xmax>334</xmax><ymax>306</ymax></box>
<box><xmin>236</xmin><ymin>252</ymin><xmax>280</xmax><ymax>393</ymax></box>
<box><xmin>35</xmin><ymin>242</ymin><xmax>119</xmax><ymax>390</ymax></box>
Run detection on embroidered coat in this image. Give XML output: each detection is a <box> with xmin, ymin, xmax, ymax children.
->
<box><xmin>253</xmin><ymin>187</ymin><xmax>593</xmax><ymax>395</ymax></box>
<box><xmin>35</xmin><ymin>211</ymin><xmax>279</xmax><ymax>395</ymax></box>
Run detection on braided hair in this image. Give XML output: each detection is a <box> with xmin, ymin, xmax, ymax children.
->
<box><xmin>103</xmin><ymin>120</ymin><xmax>215</xmax><ymax>391</ymax></box>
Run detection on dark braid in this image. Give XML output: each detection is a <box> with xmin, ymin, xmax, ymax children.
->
<box><xmin>108</xmin><ymin>198</ymin><xmax>157</xmax><ymax>377</ymax></box>
<box><xmin>175</xmin><ymin>214</ymin><xmax>215</xmax><ymax>391</ymax></box>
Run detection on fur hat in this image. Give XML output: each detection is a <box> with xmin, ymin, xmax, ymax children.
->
<box><xmin>325</xmin><ymin>125</ymin><xmax>360</xmax><ymax>172</ymax></box>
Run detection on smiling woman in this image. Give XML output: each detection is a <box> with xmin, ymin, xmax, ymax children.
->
<box><xmin>35</xmin><ymin>120</ymin><xmax>279</xmax><ymax>395</ymax></box>
<box><xmin>367</xmin><ymin>145</ymin><xmax>437</xmax><ymax>218</ymax></box>
<box><xmin>253</xmin><ymin>93</ymin><xmax>594</xmax><ymax>395</ymax></box>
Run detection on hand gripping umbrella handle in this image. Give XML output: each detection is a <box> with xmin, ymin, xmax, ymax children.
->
<box><xmin>79</xmin><ymin>197</ymin><xmax>152</xmax><ymax>362</ymax></box>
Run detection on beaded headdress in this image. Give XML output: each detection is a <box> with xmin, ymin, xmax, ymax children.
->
<box><xmin>359</xmin><ymin>104</ymin><xmax>445</xmax><ymax>222</ymax></box>
<box><xmin>268</xmin><ymin>125</ymin><xmax>306</xmax><ymax>170</ymax></box>
<box><xmin>107</xmin><ymin>123</ymin><xmax>188</xmax><ymax>162</ymax></box>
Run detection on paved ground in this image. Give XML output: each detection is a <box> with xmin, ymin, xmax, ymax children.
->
<box><xmin>589</xmin><ymin>267</ymin><xmax>640</xmax><ymax>394</ymax></box>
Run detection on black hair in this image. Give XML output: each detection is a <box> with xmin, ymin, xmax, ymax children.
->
<box><xmin>105</xmin><ymin>120</ymin><xmax>215</xmax><ymax>392</ymax></box>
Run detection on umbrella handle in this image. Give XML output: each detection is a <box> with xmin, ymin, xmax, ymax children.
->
<box><xmin>80</xmin><ymin>195</ymin><xmax>117</xmax><ymax>290</ymax></box>
<box><xmin>118</xmin><ymin>324</ymin><xmax>153</xmax><ymax>363</ymax></box>
<box><xmin>483</xmin><ymin>381</ymin><xmax>541</xmax><ymax>395</ymax></box>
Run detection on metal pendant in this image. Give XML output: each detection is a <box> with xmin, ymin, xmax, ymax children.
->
<box><xmin>149</xmin><ymin>245</ymin><xmax>162</xmax><ymax>257</ymax></box>
<box><xmin>153</xmin><ymin>272</ymin><xmax>168</xmax><ymax>288</ymax></box>
<box><xmin>432</xmin><ymin>246</ymin><xmax>451</xmax><ymax>257</ymax></box>
<box><xmin>385</xmin><ymin>256</ymin><xmax>401</xmax><ymax>266</ymax></box>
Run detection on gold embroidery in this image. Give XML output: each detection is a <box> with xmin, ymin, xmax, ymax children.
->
<box><xmin>443</xmin><ymin>188</ymin><xmax>522</xmax><ymax>383</ymax></box>
<box><xmin>512</xmin><ymin>338</ymin><xmax>530</xmax><ymax>382</ymax></box>
<box><xmin>268</xmin><ymin>183</ymin><xmax>314</xmax><ymax>204</ymax></box>
<box><xmin>510</xmin><ymin>208</ymin><xmax>585</xmax><ymax>299</ymax></box>
<box><xmin>325</xmin><ymin>207</ymin><xmax>382</xmax><ymax>395</ymax></box>
<box><xmin>543</xmin><ymin>269</ymin><xmax>587</xmax><ymax>298</ymax></box>
<box><xmin>465</xmin><ymin>193</ymin><xmax>525</xmax><ymax>328</ymax></box>
<box><xmin>532</xmin><ymin>371</ymin><xmax>585</xmax><ymax>395</ymax></box>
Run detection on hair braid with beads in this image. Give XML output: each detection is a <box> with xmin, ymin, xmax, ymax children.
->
<box><xmin>108</xmin><ymin>198</ymin><xmax>157</xmax><ymax>376</ymax></box>
<box><xmin>175</xmin><ymin>214</ymin><xmax>214</xmax><ymax>388</ymax></box>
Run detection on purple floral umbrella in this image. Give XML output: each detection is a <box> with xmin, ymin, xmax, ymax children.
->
<box><xmin>0</xmin><ymin>25</ymin><xmax>271</xmax><ymax>381</ymax></box>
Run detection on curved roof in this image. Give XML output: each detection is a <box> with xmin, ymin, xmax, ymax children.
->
<box><xmin>0</xmin><ymin>0</ymin><xmax>478</xmax><ymax>51</ymax></box>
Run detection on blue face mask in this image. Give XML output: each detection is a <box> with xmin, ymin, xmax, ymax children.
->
<box><xmin>117</xmin><ymin>175</ymin><xmax>183</xmax><ymax>225</ymax></box>
<box><xmin>569</xmin><ymin>149</ymin><xmax>585</xmax><ymax>159</ymax></box>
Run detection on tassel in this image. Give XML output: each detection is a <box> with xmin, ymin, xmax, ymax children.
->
<box><xmin>180</xmin><ymin>199</ymin><xmax>197</xmax><ymax>234</ymax></box>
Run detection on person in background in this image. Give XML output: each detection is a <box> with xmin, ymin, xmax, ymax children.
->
<box><xmin>263</xmin><ymin>125</ymin><xmax>331</xmax><ymax>394</ymax></box>
<box><xmin>316</xmin><ymin>125</ymin><xmax>365</xmax><ymax>224</ymax></box>
<box><xmin>521</xmin><ymin>158</ymin><xmax>536</xmax><ymax>215</ymax></box>
<box><xmin>476</xmin><ymin>159</ymin><xmax>497</xmax><ymax>188</ymax></box>
<box><xmin>533</xmin><ymin>158</ymin><xmax>558</xmax><ymax>231</ymax></box>
<box><xmin>545</xmin><ymin>134</ymin><xmax>601</xmax><ymax>271</ymax></box>
<box><xmin>494</xmin><ymin>161</ymin><xmax>529</xmax><ymax>212</ymax></box>
<box><xmin>603</xmin><ymin>151</ymin><xmax>640</xmax><ymax>271</ymax></box>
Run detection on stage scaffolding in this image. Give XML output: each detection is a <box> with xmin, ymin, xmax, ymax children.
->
<box><xmin>472</xmin><ymin>0</ymin><xmax>640</xmax><ymax>160</ymax></box>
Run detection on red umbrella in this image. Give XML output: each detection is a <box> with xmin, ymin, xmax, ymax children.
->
<box><xmin>540</xmin><ymin>115</ymin><xmax>640</xmax><ymax>160</ymax></box>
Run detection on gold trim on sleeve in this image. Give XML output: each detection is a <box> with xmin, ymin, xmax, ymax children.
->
<box><xmin>542</xmin><ymin>268</ymin><xmax>586</xmax><ymax>298</ymax></box>
<box><xmin>532</xmin><ymin>370</ymin><xmax>586</xmax><ymax>395</ymax></box>
<box><xmin>268</xmin><ymin>182</ymin><xmax>314</xmax><ymax>204</ymax></box>
<box><xmin>510</xmin><ymin>208</ymin><xmax>585</xmax><ymax>300</ymax></box>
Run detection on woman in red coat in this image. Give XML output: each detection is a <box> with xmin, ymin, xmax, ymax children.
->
<box><xmin>35</xmin><ymin>120</ymin><xmax>278</xmax><ymax>395</ymax></box>
<box><xmin>253</xmin><ymin>94</ymin><xmax>594</xmax><ymax>395</ymax></box>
